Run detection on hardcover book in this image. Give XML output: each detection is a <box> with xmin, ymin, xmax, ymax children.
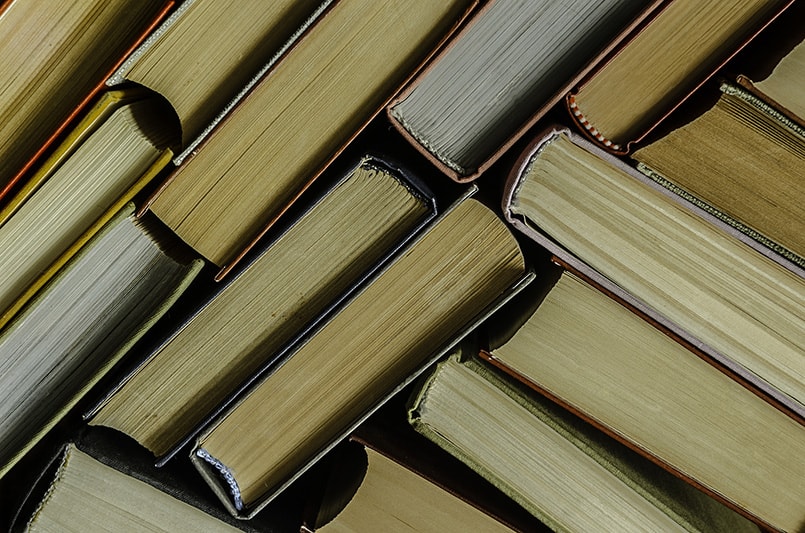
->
<box><xmin>0</xmin><ymin>89</ymin><xmax>178</xmax><ymax>329</ymax></box>
<box><xmin>630</xmin><ymin>45</ymin><xmax>805</xmax><ymax>266</ymax></box>
<box><xmin>107</xmin><ymin>0</ymin><xmax>332</xmax><ymax>159</ymax></box>
<box><xmin>479</xmin><ymin>262</ymin><xmax>804</xmax><ymax>531</ymax></box>
<box><xmin>408</xmin><ymin>350</ymin><xmax>763</xmax><ymax>532</ymax></box>
<box><xmin>11</xmin><ymin>427</ymin><xmax>300</xmax><ymax>532</ymax></box>
<box><xmin>503</xmin><ymin>126</ymin><xmax>804</xmax><ymax>415</ymax></box>
<box><xmin>0</xmin><ymin>0</ymin><xmax>172</xmax><ymax>201</ymax></box>
<box><xmin>189</xmin><ymin>195</ymin><xmax>533</xmax><ymax>517</ymax></box>
<box><xmin>142</xmin><ymin>0</ymin><xmax>478</xmax><ymax>276</ymax></box>
<box><xmin>88</xmin><ymin>155</ymin><xmax>437</xmax><ymax>463</ymax></box>
<box><xmin>388</xmin><ymin>0</ymin><xmax>658</xmax><ymax>181</ymax></box>
<box><xmin>565</xmin><ymin>0</ymin><xmax>793</xmax><ymax>154</ymax></box>
<box><xmin>303</xmin><ymin>400</ymin><xmax>539</xmax><ymax>532</ymax></box>
<box><xmin>0</xmin><ymin>204</ymin><xmax>202</xmax><ymax>478</ymax></box>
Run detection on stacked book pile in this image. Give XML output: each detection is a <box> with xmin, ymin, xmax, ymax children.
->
<box><xmin>0</xmin><ymin>0</ymin><xmax>801</xmax><ymax>531</ymax></box>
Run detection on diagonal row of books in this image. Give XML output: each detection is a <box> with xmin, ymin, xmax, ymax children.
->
<box><xmin>0</xmin><ymin>0</ymin><xmax>802</xmax><ymax>531</ymax></box>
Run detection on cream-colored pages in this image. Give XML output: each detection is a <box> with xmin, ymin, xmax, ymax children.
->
<box><xmin>195</xmin><ymin>199</ymin><xmax>525</xmax><ymax>510</ymax></box>
<box><xmin>149</xmin><ymin>0</ymin><xmax>472</xmax><ymax>265</ymax></box>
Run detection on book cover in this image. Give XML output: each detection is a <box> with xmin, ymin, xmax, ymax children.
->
<box><xmin>0</xmin><ymin>203</ymin><xmax>203</xmax><ymax>478</ymax></box>
<box><xmin>388</xmin><ymin>0</ymin><xmax>662</xmax><ymax>182</ymax></box>
<box><xmin>189</xmin><ymin>193</ymin><xmax>534</xmax><ymax>518</ymax></box>
<box><xmin>502</xmin><ymin>125</ymin><xmax>804</xmax><ymax>417</ymax></box>
<box><xmin>565</xmin><ymin>0</ymin><xmax>794</xmax><ymax>154</ymax></box>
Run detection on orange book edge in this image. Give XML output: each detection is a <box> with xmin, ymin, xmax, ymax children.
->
<box><xmin>479</xmin><ymin>258</ymin><xmax>802</xmax><ymax>533</ymax></box>
<box><xmin>0</xmin><ymin>0</ymin><xmax>175</xmax><ymax>204</ymax></box>
<box><xmin>138</xmin><ymin>0</ymin><xmax>480</xmax><ymax>281</ymax></box>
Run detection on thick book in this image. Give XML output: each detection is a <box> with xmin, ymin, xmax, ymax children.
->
<box><xmin>631</xmin><ymin>64</ymin><xmax>805</xmax><ymax>266</ymax></box>
<box><xmin>10</xmin><ymin>427</ymin><xmax>300</xmax><ymax>532</ymax></box>
<box><xmin>0</xmin><ymin>204</ymin><xmax>203</xmax><ymax>479</ymax></box>
<box><xmin>408</xmin><ymin>350</ymin><xmax>763</xmax><ymax>533</ymax></box>
<box><xmin>502</xmin><ymin>126</ymin><xmax>804</xmax><ymax>416</ymax></box>
<box><xmin>0</xmin><ymin>0</ymin><xmax>172</xmax><ymax>202</ymax></box>
<box><xmin>388</xmin><ymin>0</ymin><xmax>660</xmax><ymax>181</ymax></box>
<box><xmin>303</xmin><ymin>400</ymin><xmax>541</xmax><ymax>533</ymax></box>
<box><xmin>565</xmin><ymin>0</ymin><xmax>794</xmax><ymax>154</ymax></box>
<box><xmin>140</xmin><ymin>0</ymin><xmax>477</xmax><ymax>277</ymax></box>
<box><xmin>479</xmin><ymin>262</ymin><xmax>805</xmax><ymax>532</ymax></box>
<box><xmin>0</xmin><ymin>88</ymin><xmax>178</xmax><ymax>330</ymax></box>
<box><xmin>189</xmin><ymin>195</ymin><xmax>534</xmax><ymax>518</ymax></box>
<box><xmin>87</xmin><ymin>155</ymin><xmax>437</xmax><ymax>463</ymax></box>
<box><xmin>107</xmin><ymin>0</ymin><xmax>332</xmax><ymax>158</ymax></box>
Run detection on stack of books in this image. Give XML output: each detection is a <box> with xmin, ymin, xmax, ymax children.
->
<box><xmin>1</xmin><ymin>0</ymin><xmax>801</xmax><ymax>531</ymax></box>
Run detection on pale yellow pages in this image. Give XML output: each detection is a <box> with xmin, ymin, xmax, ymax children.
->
<box><xmin>27</xmin><ymin>447</ymin><xmax>239</xmax><ymax>532</ymax></box>
<box><xmin>0</xmin><ymin>0</ymin><xmax>165</xmax><ymax>187</ymax></box>
<box><xmin>150</xmin><ymin>0</ymin><xmax>472</xmax><ymax>265</ymax></box>
<box><xmin>494</xmin><ymin>273</ymin><xmax>805</xmax><ymax>532</ymax></box>
<box><xmin>91</xmin><ymin>165</ymin><xmax>429</xmax><ymax>456</ymax></box>
<box><xmin>754</xmin><ymin>39</ymin><xmax>805</xmax><ymax>120</ymax></box>
<box><xmin>572</xmin><ymin>0</ymin><xmax>784</xmax><ymax>147</ymax></box>
<box><xmin>198</xmin><ymin>199</ymin><xmax>525</xmax><ymax>507</ymax></box>
<box><xmin>632</xmin><ymin>87</ymin><xmax>805</xmax><ymax>259</ymax></box>
<box><xmin>512</xmin><ymin>133</ymin><xmax>805</xmax><ymax>407</ymax></box>
<box><xmin>322</xmin><ymin>448</ymin><xmax>511</xmax><ymax>533</ymax></box>
<box><xmin>0</xmin><ymin>103</ymin><xmax>166</xmax><ymax>317</ymax></box>
<box><xmin>124</xmin><ymin>0</ymin><xmax>323</xmax><ymax>145</ymax></box>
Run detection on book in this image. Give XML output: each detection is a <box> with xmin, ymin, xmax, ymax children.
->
<box><xmin>503</xmin><ymin>126</ymin><xmax>805</xmax><ymax>415</ymax></box>
<box><xmin>742</xmin><ymin>36</ymin><xmax>805</xmax><ymax>122</ymax></box>
<box><xmin>143</xmin><ymin>0</ymin><xmax>477</xmax><ymax>274</ymax></box>
<box><xmin>0</xmin><ymin>89</ymin><xmax>178</xmax><ymax>329</ymax></box>
<box><xmin>388</xmin><ymin>0</ymin><xmax>658</xmax><ymax>181</ymax></box>
<box><xmin>190</xmin><ymin>196</ymin><xmax>532</xmax><ymax>517</ymax></box>
<box><xmin>17</xmin><ymin>447</ymin><xmax>240</xmax><ymax>532</ymax></box>
<box><xmin>108</xmin><ymin>0</ymin><xmax>331</xmax><ymax>154</ymax></box>
<box><xmin>10</xmin><ymin>427</ymin><xmax>306</xmax><ymax>532</ymax></box>
<box><xmin>0</xmin><ymin>0</ymin><xmax>171</xmax><ymax>200</ymax></box>
<box><xmin>408</xmin><ymin>350</ymin><xmax>763</xmax><ymax>533</ymax></box>
<box><xmin>305</xmin><ymin>409</ymin><xmax>537</xmax><ymax>533</ymax></box>
<box><xmin>566</xmin><ymin>0</ymin><xmax>793</xmax><ymax>153</ymax></box>
<box><xmin>0</xmin><ymin>204</ymin><xmax>203</xmax><ymax>479</ymax></box>
<box><xmin>319</xmin><ymin>447</ymin><xmax>517</xmax><ymax>533</ymax></box>
<box><xmin>483</xmin><ymin>265</ymin><xmax>805</xmax><ymax>531</ymax></box>
<box><xmin>88</xmin><ymin>156</ymin><xmax>436</xmax><ymax>462</ymax></box>
<box><xmin>631</xmin><ymin>75</ymin><xmax>805</xmax><ymax>266</ymax></box>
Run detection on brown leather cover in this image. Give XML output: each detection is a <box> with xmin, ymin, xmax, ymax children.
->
<box><xmin>387</xmin><ymin>0</ymin><xmax>665</xmax><ymax>182</ymax></box>
<box><xmin>735</xmin><ymin>74</ymin><xmax>805</xmax><ymax>129</ymax></box>
<box><xmin>565</xmin><ymin>0</ymin><xmax>795</xmax><ymax>155</ymax></box>
<box><xmin>501</xmin><ymin>124</ymin><xmax>805</xmax><ymax>420</ymax></box>
<box><xmin>140</xmin><ymin>0</ymin><xmax>480</xmax><ymax>280</ymax></box>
